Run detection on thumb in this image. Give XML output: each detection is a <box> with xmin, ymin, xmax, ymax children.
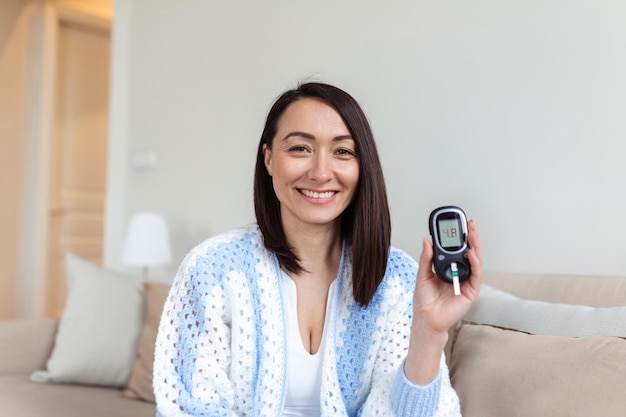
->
<box><xmin>417</xmin><ymin>238</ymin><xmax>434</xmax><ymax>279</ymax></box>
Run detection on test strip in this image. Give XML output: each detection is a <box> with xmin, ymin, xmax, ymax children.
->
<box><xmin>451</xmin><ymin>262</ymin><xmax>461</xmax><ymax>296</ymax></box>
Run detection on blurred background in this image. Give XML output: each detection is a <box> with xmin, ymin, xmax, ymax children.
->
<box><xmin>2</xmin><ymin>0</ymin><xmax>625</xmax><ymax>319</ymax></box>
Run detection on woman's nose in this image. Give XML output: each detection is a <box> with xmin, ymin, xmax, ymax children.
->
<box><xmin>309</xmin><ymin>153</ymin><xmax>332</xmax><ymax>182</ymax></box>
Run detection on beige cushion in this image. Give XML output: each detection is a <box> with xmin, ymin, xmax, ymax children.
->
<box><xmin>483</xmin><ymin>271</ymin><xmax>626</xmax><ymax>307</ymax></box>
<box><xmin>122</xmin><ymin>281</ymin><xmax>170</xmax><ymax>402</ymax></box>
<box><xmin>465</xmin><ymin>285</ymin><xmax>626</xmax><ymax>337</ymax></box>
<box><xmin>0</xmin><ymin>319</ymin><xmax>57</xmax><ymax>375</ymax></box>
<box><xmin>449</xmin><ymin>323</ymin><xmax>626</xmax><ymax>417</ymax></box>
<box><xmin>31</xmin><ymin>253</ymin><xmax>144</xmax><ymax>387</ymax></box>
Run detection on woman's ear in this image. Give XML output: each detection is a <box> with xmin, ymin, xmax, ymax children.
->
<box><xmin>263</xmin><ymin>144</ymin><xmax>273</xmax><ymax>176</ymax></box>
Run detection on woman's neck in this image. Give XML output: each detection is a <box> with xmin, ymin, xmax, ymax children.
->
<box><xmin>283</xmin><ymin>221</ymin><xmax>342</xmax><ymax>276</ymax></box>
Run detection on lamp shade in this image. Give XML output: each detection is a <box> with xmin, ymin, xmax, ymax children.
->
<box><xmin>120</xmin><ymin>212</ymin><xmax>173</xmax><ymax>267</ymax></box>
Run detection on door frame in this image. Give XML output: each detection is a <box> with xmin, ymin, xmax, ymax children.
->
<box><xmin>15</xmin><ymin>4</ymin><xmax>111</xmax><ymax>318</ymax></box>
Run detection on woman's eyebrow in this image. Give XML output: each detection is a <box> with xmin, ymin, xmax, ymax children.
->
<box><xmin>283</xmin><ymin>131</ymin><xmax>315</xmax><ymax>141</ymax></box>
<box><xmin>332</xmin><ymin>135</ymin><xmax>354</xmax><ymax>142</ymax></box>
<box><xmin>282</xmin><ymin>132</ymin><xmax>354</xmax><ymax>142</ymax></box>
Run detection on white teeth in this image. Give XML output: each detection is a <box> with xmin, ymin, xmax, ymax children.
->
<box><xmin>301</xmin><ymin>189</ymin><xmax>335</xmax><ymax>199</ymax></box>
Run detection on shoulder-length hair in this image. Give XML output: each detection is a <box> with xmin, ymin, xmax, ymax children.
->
<box><xmin>253</xmin><ymin>82</ymin><xmax>391</xmax><ymax>306</ymax></box>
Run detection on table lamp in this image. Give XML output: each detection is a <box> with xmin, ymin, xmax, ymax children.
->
<box><xmin>120</xmin><ymin>212</ymin><xmax>173</xmax><ymax>279</ymax></box>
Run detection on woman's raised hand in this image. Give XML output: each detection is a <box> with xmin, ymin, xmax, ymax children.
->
<box><xmin>413</xmin><ymin>219</ymin><xmax>482</xmax><ymax>334</ymax></box>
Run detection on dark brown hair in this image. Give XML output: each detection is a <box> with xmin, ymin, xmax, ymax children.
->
<box><xmin>253</xmin><ymin>82</ymin><xmax>390</xmax><ymax>306</ymax></box>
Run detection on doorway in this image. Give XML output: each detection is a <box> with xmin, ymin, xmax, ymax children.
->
<box><xmin>45</xmin><ymin>12</ymin><xmax>111</xmax><ymax>317</ymax></box>
<box><xmin>15</xmin><ymin>4</ymin><xmax>111</xmax><ymax>318</ymax></box>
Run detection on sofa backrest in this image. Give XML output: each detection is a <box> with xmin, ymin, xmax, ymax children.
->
<box><xmin>483</xmin><ymin>271</ymin><xmax>626</xmax><ymax>307</ymax></box>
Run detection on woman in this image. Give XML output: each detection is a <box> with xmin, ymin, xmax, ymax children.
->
<box><xmin>154</xmin><ymin>82</ymin><xmax>482</xmax><ymax>417</ymax></box>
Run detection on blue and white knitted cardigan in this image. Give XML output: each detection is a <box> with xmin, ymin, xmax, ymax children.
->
<box><xmin>154</xmin><ymin>224</ymin><xmax>461</xmax><ymax>417</ymax></box>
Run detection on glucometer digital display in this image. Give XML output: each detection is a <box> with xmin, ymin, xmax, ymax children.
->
<box><xmin>429</xmin><ymin>206</ymin><xmax>471</xmax><ymax>295</ymax></box>
<box><xmin>438</xmin><ymin>218</ymin><xmax>462</xmax><ymax>249</ymax></box>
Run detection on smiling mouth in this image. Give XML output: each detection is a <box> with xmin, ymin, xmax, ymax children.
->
<box><xmin>299</xmin><ymin>189</ymin><xmax>336</xmax><ymax>199</ymax></box>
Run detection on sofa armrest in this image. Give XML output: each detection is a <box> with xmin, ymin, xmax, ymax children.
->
<box><xmin>0</xmin><ymin>318</ymin><xmax>58</xmax><ymax>375</ymax></box>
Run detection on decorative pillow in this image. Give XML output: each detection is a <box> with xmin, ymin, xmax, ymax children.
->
<box><xmin>464</xmin><ymin>284</ymin><xmax>626</xmax><ymax>337</ymax></box>
<box><xmin>31</xmin><ymin>253</ymin><xmax>144</xmax><ymax>387</ymax></box>
<box><xmin>122</xmin><ymin>281</ymin><xmax>171</xmax><ymax>402</ymax></box>
<box><xmin>449</xmin><ymin>323</ymin><xmax>626</xmax><ymax>417</ymax></box>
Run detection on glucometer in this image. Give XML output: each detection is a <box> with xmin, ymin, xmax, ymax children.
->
<box><xmin>428</xmin><ymin>206</ymin><xmax>471</xmax><ymax>295</ymax></box>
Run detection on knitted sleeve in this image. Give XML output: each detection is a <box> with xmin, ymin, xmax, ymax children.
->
<box><xmin>388</xmin><ymin>357</ymin><xmax>461</xmax><ymax>417</ymax></box>
<box><xmin>153</xmin><ymin>232</ymin><xmax>256</xmax><ymax>417</ymax></box>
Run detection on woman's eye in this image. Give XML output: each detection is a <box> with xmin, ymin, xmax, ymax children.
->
<box><xmin>336</xmin><ymin>148</ymin><xmax>357</xmax><ymax>157</ymax></box>
<box><xmin>289</xmin><ymin>145</ymin><xmax>308</xmax><ymax>153</ymax></box>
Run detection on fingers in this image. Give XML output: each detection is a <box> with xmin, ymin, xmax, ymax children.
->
<box><xmin>466</xmin><ymin>219</ymin><xmax>483</xmax><ymax>291</ymax></box>
<box><xmin>467</xmin><ymin>219</ymin><xmax>481</xmax><ymax>261</ymax></box>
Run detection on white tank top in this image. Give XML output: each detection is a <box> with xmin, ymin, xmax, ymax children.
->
<box><xmin>280</xmin><ymin>270</ymin><xmax>336</xmax><ymax>417</ymax></box>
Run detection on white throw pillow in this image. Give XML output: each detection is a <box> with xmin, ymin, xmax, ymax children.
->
<box><xmin>465</xmin><ymin>284</ymin><xmax>626</xmax><ymax>337</ymax></box>
<box><xmin>31</xmin><ymin>253</ymin><xmax>144</xmax><ymax>387</ymax></box>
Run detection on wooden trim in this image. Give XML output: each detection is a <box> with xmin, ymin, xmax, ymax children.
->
<box><xmin>56</xmin><ymin>5</ymin><xmax>111</xmax><ymax>33</ymax></box>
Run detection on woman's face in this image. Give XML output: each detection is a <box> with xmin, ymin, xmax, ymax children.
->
<box><xmin>263</xmin><ymin>98</ymin><xmax>360</xmax><ymax>232</ymax></box>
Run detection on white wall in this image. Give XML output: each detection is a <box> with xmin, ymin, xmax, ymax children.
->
<box><xmin>106</xmin><ymin>0</ymin><xmax>626</xmax><ymax>281</ymax></box>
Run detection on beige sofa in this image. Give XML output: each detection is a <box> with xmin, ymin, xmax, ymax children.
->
<box><xmin>0</xmin><ymin>254</ymin><xmax>167</xmax><ymax>417</ymax></box>
<box><xmin>446</xmin><ymin>271</ymin><xmax>626</xmax><ymax>417</ymax></box>
<box><xmin>0</xmin><ymin>318</ymin><xmax>155</xmax><ymax>417</ymax></box>
<box><xmin>1</xmin><ymin>270</ymin><xmax>626</xmax><ymax>417</ymax></box>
